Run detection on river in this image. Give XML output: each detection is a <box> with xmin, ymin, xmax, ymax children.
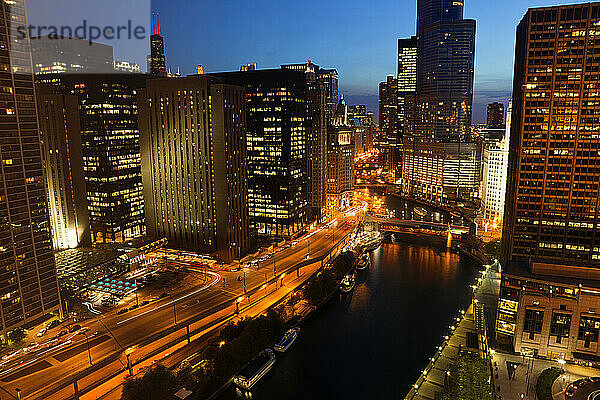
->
<box><xmin>217</xmin><ymin>213</ymin><xmax>480</xmax><ymax>399</ymax></box>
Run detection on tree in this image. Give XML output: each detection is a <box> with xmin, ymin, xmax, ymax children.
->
<box><xmin>8</xmin><ymin>328</ymin><xmax>26</xmax><ymax>344</ymax></box>
<box><xmin>121</xmin><ymin>364</ymin><xmax>178</xmax><ymax>400</ymax></box>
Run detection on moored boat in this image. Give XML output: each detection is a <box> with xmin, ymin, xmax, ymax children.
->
<box><xmin>340</xmin><ymin>274</ymin><xmax>356</xmax><ymax>293</ymax></box>
<box><xmin>233</xmin><ymin>349</ymin><xmax>276</xmax><ymax>390</ymax></box>
<box><xmin>355</xmin><ymin>253</ymin><xmax>370</xmax><ymax>270</ymax></box>
<box><xmin>274</xmin><ymin>327</ymin><xmax>300</xmax><ymax>352</ymax></box>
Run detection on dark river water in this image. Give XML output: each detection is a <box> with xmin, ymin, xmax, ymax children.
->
<box><xmin>217</xmin><ymin>211</ymin><xmax>480</xmax><ymax>399</ymax></box>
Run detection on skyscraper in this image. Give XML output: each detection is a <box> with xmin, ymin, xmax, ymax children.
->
<box><xmin>208</xmin><ymin>68</ymin><xmax>313</xmax><ymax>238</ymax></box>
<box><xmin>37</xmin><ymin>91</ymin><xmax>90</xmax><ymax>250</ymax></box>
<box><xmin>138</xmin><ymin>76</ymin><xmax>249</xmax><ymax>262</ymax></box>
<box><xmin>412</xmin><ymin>0</ymin><xmax>476</xmax><ymax>143</ymax></box>
<box><xmin>379</xmin><ymin>75</ymin><xmax>398</xmax><ymax>141</ymax></box>
<box><xmin>281</xmin><ymin>62</ymin><xmax>328</xmax><ymax>221</ymax></box>
<box><xmin>37</xmin><ymin>74</ymin><xmax>147</xmax><ymax>244</ymax></box>
<box><xmin>150</xmin><ymin>15</ymin><xmax>167</xmax><ymax>77</ymax></box>
<box><xmin>0</xmin><ymin>0</ymin><xmax>61</xmax><ymax>338</ymax></box>
<box><xmin>401</xmin><ymin>0</ymin><xmax>476</xmax><ymax>202</ymax></box>
<box><xmin>327</xmin><ymin>100</ymin><xmax>355</xmax><ymax>213</ymax></box>
<box><xmin>498</xmin><ymin>3</ymin><xmax>600</xmax><ymax>360</ymax></box>
<box><xmin>486</xmin><ymin>102</ymin><xmax>505</xmax><ymax>129</ymax></box>
<box><xmin>397</xmin><ymin>36</ymin><xmax>417</xmax><ymax>141</ymax></box>
<box><xmin>317</xmin><ymin>69</ymin><xmax>339</xmax><ymax>121</ymax></box>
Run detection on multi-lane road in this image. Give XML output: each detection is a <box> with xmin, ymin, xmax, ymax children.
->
<box><xmin>0</xmin><ymin>210</ymin><xmax>362</xmax><ymax>400</ymax></box>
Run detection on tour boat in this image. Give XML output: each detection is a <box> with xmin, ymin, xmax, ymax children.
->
<box><xmin>414</xmin><ymin>207</ymin><xmax>427</xmax><ymax>217</ymax></box>
<box><xmin>274</xmin><ymin>327</ymin><xmax>300</xmax><ymax>352</ymax></box>
<box><xmin>233</xmin><ymin>349</ymin><xmax>276</xmax><ymax>390</ymax></box>
<box><xmin>355</xmin><ymin>253</ymin><xmax>370</xmax><ymax>270</ymax></box>
<box><xmin>340</xmin><ymin>274</ymin><xmax>356</xmax><ymax>293</ymax></box>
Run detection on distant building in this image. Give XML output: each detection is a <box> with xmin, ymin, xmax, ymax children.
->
<box><xmin>240</xmin><ymin>63</ymin><xmax>257</xmax><ymax>71</ymax></box>
<box><xmin>31</xmin><ymin>35</ymin><xmax>114</xmax><ymax>75</ymax></box>
<box><xmin>498</xmin><ymin>3</ymin><xmax>600</xmax><ymax>362</ymax></box>
<box><xmin>379</xmin><ymin>75</ymin><xmax>398</xmax><ymax>143</ymax></box>
<box><xmin>36</xmin><ymin>74</ymin><xmax>147</xmax><ymax>244</ymax></box>
<box><xmin>347</xmin><ymin>105</ymin><xmax>374</xmax><ymax>156</ymax></box>
<box><xmin>397</xmin><ymin>36</ymin><xmax>417</xmax><ymax>141</ymax></box>
<box><xmin>327</xmin><ymin>100</ymin><xmax>355</xmax><ymax>213</ymax></box>
<box><xmin>480</xmin><ymin>101</ymin><xmax>511</xmax><ymax>229</ymax></box>
<box><xmin>208</xmin><ymin>68</ymin><xmax>315</xmax><ymax>238</ymax></box>
<box><xmin>317</xmin><ymin>69</ymin><xmax>339</xmax><ymax>121</ymax></box>
<box><xmin>138</xmin><ymin>76</ymin><xmax>249</xmax><ymax>262</ymax></box>
<box><xmin>197</xmin><ymin>65</ymin><xmax>204</xmax><ymax>74</ymax></box>
<box><xmin>0</xmin><ymin>0</ymin><xmax>61</xmax><ymax>339</ymax></box>
<box><xmin>402</xmin><ymin>141</ymin><xmax>478</xmax><ymax>203</ymax></box>
<box><xmin>486</xmin><ymin>102</ymin><xmax>505</xmax><ymax>129</ymax></box>
<box><xmin>150</xmin><ymin>15</ymin><xmax>167</xmax><ymax>77</ymax></box>
<box><xmin>114</xmin><ymin>61</ymin><xmax>141</xmax><ymax>73</ymax></box>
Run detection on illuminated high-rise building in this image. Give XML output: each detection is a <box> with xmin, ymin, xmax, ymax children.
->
<box><xmin>37</xmin><ymin>90</ymin><xmax>90</xmax><ymax>250</ymax></box>
<box><xmin>138</xmin><ymin>76</ymin><xmax>249</xmax><ymax>262</ymax></box>
<box><xmin>150</xmin><ymin>14</ymin><xmax>167</xmax><ymax>77</ymax></box>
<box><xmin>240</xmin><ymin>63</ymin><xmax>257</xmax><ymax>72</ymax></box>
<box><xmin>208</xmin><ymin>68</ymin><xmax>313</xmax><ymax>238</ymax></box>
<box><xmin>379</xmin><ymin>75</ymin><xmax>398</xmax><ymax>141</ymax></box>
<box><xmin>412</xmin><ymin>0</ymin><xmax>475</xmax><ymax>143</ymax></box>
<box><xmin>317</xmin><ymin>68</ymin><xmax>339</xmax><ymax>121</ymax></box>
<box><xmin>498</xmin><ymin>3</ymin><xmax>600</xmax><ymax>360</ymax></box>
<box><xmin>0</xmin><ymin>0</ymin><xmax>61</xmax><ymax>338</ymax></box>
<box><xmin>487</xmin><ymin>102</ymin><xmax>505</xmax><ymax>129</ymax></box>
<box><xmin>37</xmin><ymin>74</ymin><xmax>147</xmax><ymax>244</ymax></box>
<box><xmin>281</xmin><ymin>62</ymin><xmax>328</xmax><ymax>221</ymax></box>
<box><xmin>327</xmin><ymin>100</ymin><xmax>355</xmax><ymax>212</ymax></box>
<box><xmin>397</xmin><ymin>36</ymin><xmax>417</xmax><ymax>141</ymax></box>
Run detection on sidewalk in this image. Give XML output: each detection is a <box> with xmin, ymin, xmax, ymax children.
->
<box><xmin>491</xmin><ymin>351</ymin><xmax>599</xmax><ymax>399</ymax></box>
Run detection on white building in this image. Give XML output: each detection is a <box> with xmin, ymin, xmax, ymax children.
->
<box><xmin>481</xmin><ymin>101</ymin><xmax>511</xmax><ymax>228</ymax></box>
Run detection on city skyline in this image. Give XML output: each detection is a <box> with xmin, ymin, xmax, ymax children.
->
<box><xmin>150</xmin><ymin>0</ymin><xmax>588</xmax><ymax>123</ymax></box>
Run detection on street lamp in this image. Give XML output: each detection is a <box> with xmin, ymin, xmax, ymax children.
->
<box><xmin>15</xmin><ymin>388</ymin><xmax>21</xmax><ymax>400</ymax></box>
<box><xmin>124</xmin><ymin>346</ymin><xmax>135</xmax><ymax>376</ymax></box>
<box><xmin>78</xmin><ymin>332</ymin><xmax>92</xmax><ymax>365</ymax></box>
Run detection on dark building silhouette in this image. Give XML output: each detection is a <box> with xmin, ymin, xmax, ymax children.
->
<box><xmin>138</xmin><ymin>76</ymin><xmax>249</xmax><ymax>262</ymax></box>
<box><xmin>0</xmin><ymin>0</ymin><xmax>61</xmax><ymax>339</ymax></box>
<box><xmin>487</xmin><ymin>102</ymin><xmax>505</xmax><ymax>129</ymax></box>
<box><xmin>150</xmin><ymin>15</ymin><xmax>167</xmax><ymax>77</ymax></box>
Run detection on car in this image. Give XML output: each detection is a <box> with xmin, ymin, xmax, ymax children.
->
<box><xmin>129</xmin><ymin>304</ymin><xmax>139</xmax><ymax>311</ymax></box>
<box><xmin>79</xmin><ymin>327</ymin><xmax>91</xmax><ymax>334</ymax></box>
<box><xmin>36</xmin><ymin>328</ymin><xmax>47</xmax><ymax>337</ymax></box>
<box><xmin>46</xmin><ymin>319</ymin><xmax>61</xmax><ymax>330</ymax></box>
<box><xmin>55</xmin><ymin>329</ymin><xmax>68</xmax><ymax>338</ymax></box>
<box><xmin>117</xmin><ymin>308</ymin><xmax>128</xmax><ymax>315</ymax></box>
<box><xmin>68</xmin><ymin>324</ymin><xmax>82</xmax><ymax>333</ymax></box>
<box><xmin>237</xmin><ymin>276</ymin><xmax>243</xmax><ymax>282</ymax></box>
<box><xmin>141</xmin><ymin>300</ymin><xmax>150</xmax><ymax>306</ymax></box>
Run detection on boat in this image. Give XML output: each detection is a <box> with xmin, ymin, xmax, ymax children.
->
<box><xmin>233</xmin><ymin>349</ymin><xmax>276</xmax><ymax>390</ymax></box>
<box><xmin>355</xmin><ymin>253</ymin><xmax>370</xmax><ymax>270</ymax></box>
<box><xmin>339</xmin><ymin>274</ymin><xmax>356</xmax><ymax>293</ymax></box>
<box><xmin>414</xmin><ymin>207</ymin><xmax>427</xmax><ymax>217</ymax></box>
<box><xmin>274</xmin><ymin>327</ymin><xmax>300</xmax><ymax>352</ymax></box>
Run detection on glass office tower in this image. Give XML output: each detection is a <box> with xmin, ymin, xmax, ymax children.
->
<box><xmin>0</xmin><ymin>0</ymin><xmax>61</xmax><ymax>339</ymax></box>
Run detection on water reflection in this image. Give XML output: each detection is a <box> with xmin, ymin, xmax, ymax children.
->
<box><xmin>218</xmin><ymin>238</ymin><xmax>478</xmax><ymax>400</ymax></box>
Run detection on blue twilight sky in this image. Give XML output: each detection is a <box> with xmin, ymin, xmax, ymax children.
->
<box><xmin>151</xmin><ymin>0</ymin><xmax>588</xmax><ymax>123</ymax></box>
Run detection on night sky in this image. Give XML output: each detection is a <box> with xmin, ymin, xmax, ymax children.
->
<box><xmin>148</xmin><ymin>0</ymin><xmax>589</xmax><ymax>122</ymax></box>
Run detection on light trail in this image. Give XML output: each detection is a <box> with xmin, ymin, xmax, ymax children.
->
<box><xmin>116</xmin><ymin>270</ymin><xmax>222</xmax><ymax>326</ymax></box>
